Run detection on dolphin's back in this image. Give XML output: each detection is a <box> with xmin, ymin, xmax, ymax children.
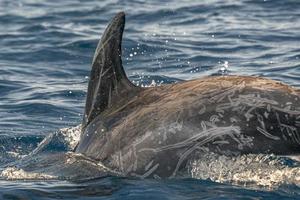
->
<box><xmin>75</xmin><ymin>12</ymin><xmax>300</xmax><ymax>178</ymax></box>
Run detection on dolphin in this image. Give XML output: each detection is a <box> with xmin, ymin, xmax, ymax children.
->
<box><xmin>73</xmin><ymin>12</ymin><xmax>300</xmax><ymax>178</ymax></box>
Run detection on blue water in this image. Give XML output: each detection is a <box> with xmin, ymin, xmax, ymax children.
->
<box><xmin>0</xmin><ymin>0</ymin><xmax>300</xmax><ymax>199</ymax></box>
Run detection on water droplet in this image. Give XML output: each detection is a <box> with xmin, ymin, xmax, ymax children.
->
<box><xmin>224</xmin><ymin>61</ymin><xmax>229</xmax><ymax>69</ymax></box>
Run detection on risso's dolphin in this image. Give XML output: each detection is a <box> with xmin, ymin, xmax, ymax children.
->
<box><xmin>74</xmin><ymin>12</ymin><xmax>300</xmax><ymax>178</ymax></box>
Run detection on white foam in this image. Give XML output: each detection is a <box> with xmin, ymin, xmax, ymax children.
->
<box><xmin>188</xmin><ymin>153</ymin><xmax>300</xmax><ymax>188</ymax></box>
<box><xmin>1</xmin><ymin>167</ymin><xmax>57</xmax><ymax>180</ymax></box>
<box><xmin>32</xmin><ymin>124</ymin><xmax>82</xmax><ymax>155</ymax></box>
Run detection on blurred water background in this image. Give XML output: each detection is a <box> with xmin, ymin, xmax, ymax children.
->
<box><xmin>0</xmin><ymin>0</ymin><xmax>300</xmax><ymax>199</ymax></box>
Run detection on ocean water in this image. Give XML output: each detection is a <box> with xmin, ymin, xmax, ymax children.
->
<box><xmin>0</xmin><ymin>0</ymin><xmax>300</xmax><ymax>199</ymax></box>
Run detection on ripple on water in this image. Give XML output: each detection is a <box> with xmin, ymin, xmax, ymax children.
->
<box><xmin>0</xmin><ymin>0</ymin><xmax>300</xmax><ymax>199</ymax></box>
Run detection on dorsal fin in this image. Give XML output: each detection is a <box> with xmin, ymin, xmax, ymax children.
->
<box><xmin>83</xmin><ymin>12</ymin><xmax>139</xmax><ymax>128</ymax></box>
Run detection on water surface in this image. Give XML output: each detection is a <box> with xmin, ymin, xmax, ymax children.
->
<box><xmin>0</xmin><ymin>0</ymin><xmax>300</xmax><ymax>199</ymax></box>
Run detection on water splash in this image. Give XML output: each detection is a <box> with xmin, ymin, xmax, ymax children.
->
<box><xmin>219</xmin><ymin>61</ymin><xmax>230</xmax><ymax>75</ymax></box>
<box><xmin>188</xmin><ymin>153</ymin><xmax>300</xmax><ymax>188</ymax></box>
<box><xmin>31</xmin><ymin>125</ymin><xmax>81</xmax><ymax>155</ymax></box>
<box><xmin>1</xmin><ymin>167</ymin><xmax>57</xmax><ymax>180</ymax></box>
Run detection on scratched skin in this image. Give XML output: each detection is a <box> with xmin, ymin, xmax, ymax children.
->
<box><xmin>3</xmin><ymin>12</ymin><xmax>300</xmax><ymax>181</ymax></box>
<box><xmin>77</xmin><ymin>76</ymin><xmax>300</xmax><ymax>178</ymax></box>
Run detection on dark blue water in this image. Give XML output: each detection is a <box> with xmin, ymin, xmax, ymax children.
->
<box><xmin>0</xmin><ymin>0</ymin><xmax>300</xmax><ymax>199</ymax></box>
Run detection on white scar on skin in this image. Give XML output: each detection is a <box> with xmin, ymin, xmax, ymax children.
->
<box><xmin>275</xmin><ymin>112</ymin><xmax>300</xmax><ymax>144</ymax></box>
<box><xmin>138</xmin><ymin>126</ymin><xmax>241</xmax><ymax>153</ymax></box>
<box><xmin>133</xmin><ymin>163</ymin><xmax>160</xmax><ymax>179</ymax></box>
<box><xmin>256</xmin><ymin>127</ymin><xmax>280</xmax><ymax>140</ymax></box>
<box><xmin>145</xmin><ymin>160</ymin><xmax>154</xmax><ymax>171</ymax></box>
<box><xmin>172</xmin><ymin>125</ymin><xmax>242</xmax><ymax>177</ymax></box>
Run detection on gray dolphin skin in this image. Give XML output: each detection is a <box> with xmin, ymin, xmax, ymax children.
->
<box><xmin>75</xmin><ymin>12</ymin><xmax>300</xmax><ymax>178</ymax></box>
